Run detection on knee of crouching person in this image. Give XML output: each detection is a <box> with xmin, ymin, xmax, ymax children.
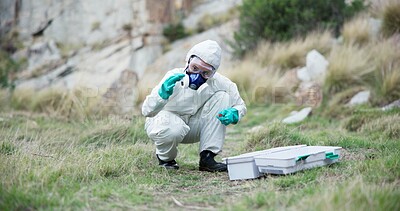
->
<box><xmin>148</xmin><ymin>125</ymin><xmax>188</xmax><ymax>144</ymax></box>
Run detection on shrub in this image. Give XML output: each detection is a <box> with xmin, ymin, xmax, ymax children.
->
<box><xmin>162</xmin><ymin>22</ymin><xmax>188</xmax><ymax>42</ymax></box>
<box><xmin>232</xmin><ymin>0</ymin><xmax>365</xmax><ymax>57</ymax></box>
<box><xmin>381</xmin><ymin>1</ymin><xmax>400</xmax><ymax>37</ymax></box>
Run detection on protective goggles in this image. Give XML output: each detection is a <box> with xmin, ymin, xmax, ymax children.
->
<box><xmin>187</xmin><ymin>56</ymin><xmax>216</xmax><ymax>79</ymax></box>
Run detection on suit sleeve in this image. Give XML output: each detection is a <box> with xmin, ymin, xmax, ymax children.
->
<box><xmin>141</xmin><ymin>72</ymin><xmax>174</xmax><ymax>117</ymax></box>
<box><xmin>227</xmin><ymin>83</ymin><xmax>247</xmax><ymax>122</ymax></box>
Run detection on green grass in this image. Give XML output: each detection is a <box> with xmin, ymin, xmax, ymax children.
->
<box><xmin>0</xmin><ymin>104</ymin><xmax>399</xmax><ymax>210</ymax></box>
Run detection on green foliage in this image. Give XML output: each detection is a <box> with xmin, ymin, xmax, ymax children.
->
<box><xmin>381</xmin><ymin>2</ymin><xmax>400</xmax><ymax>37</ymax></box>
<box><xmin>232</xmin><ymin>0</ymin><xmax>365</xmax><ymax>57</ymax></box>
<box><xmin>0</xmin><ymin>142</ymin><xmax>17</xmax><ymax>155</ymax></box>
<box><xmin>0</xmin><ymin>51</ymin><xmax>20</xmax><ymax>88</ymax></box>
<box><xmin>162</xmin><ymin>22</ymin><xmax>188</xmax><ymax>42</ymax></box>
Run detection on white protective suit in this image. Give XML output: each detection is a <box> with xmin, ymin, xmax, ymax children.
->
<box><xmin>142</xmin><ymin>40</ymin><xmax>247</xmax><ymax>161</ymax></box>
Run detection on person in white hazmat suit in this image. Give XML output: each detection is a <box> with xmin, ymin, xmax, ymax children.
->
<box><xmin>142</xmin><ymin>40</ymin><xmax>247</xmax><ymax>172</ymax></box>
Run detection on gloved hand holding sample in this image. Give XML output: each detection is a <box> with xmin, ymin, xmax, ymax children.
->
<box><xmin>158</xmin><ymin>73</ymin><xmax>185</xmax><ymax>99</ymax></box>
<box><xmin>217</xmin><ymin>108</ymin><xmax>239</xmax><ymax>126</ymax></box>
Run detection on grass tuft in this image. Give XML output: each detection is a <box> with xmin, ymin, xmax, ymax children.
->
<box><xmin>324</xmin><ymin>44</ymin><xmax>374</xmax><ymax>94</ymax></box>
<box><xmin>342</xmin><ymin>14</ymin><xmax>371</xmax><ymax>45</ymax></box>
<box><xmin>244</xmin><ymin>123</ymin><xmax>308</xmax><ymax>151</ymax></box>
<box><xmin>295</xmin><ymin>178</ymin><xmax>400</xmax><ymax>211</ymax></box>
<box><xmin>0</xmin><ymin>142</ymin><xmax>17</xmax><ymax>155</ymax></box>
<box><xmin>224</xmin><ymin>61</ymin><xmax>285</xmax><ymax>106</ymax></box>
<box><xmin>10</xmin><ymin>88</ymin><xmax>103</xmax><ymax>120</ymax></box>
<box><xmin>381</xmin><ymin>1</ymin><xmax>400</xmax><ymax>37</ymax></box>
<box><xmin>81</xmin><ymin>117</ymin><xmax>148</xmax><ymax>147</ymax></box>
<box><xmin>255</xmin><ymin>31</ymin><xmax>333</xmax><ymax>69</ymax></box>
<box><xmin>342</xmin><ymin>107</ymin><xmax>400</xmax><ymax>134</ymax></box>
<box><xmin>369</xmin><ymin>36</ymin><xmax>400</xmax><ymax>105</ymax></box>
<box><xmin>360</xmin><ymin>114</ymin><xmax>400</xmax><ymax>139</ymax></box>
<box><xmin>319</xmin><ymin>86</ymin><xmax>365</xmax><ymax>118</ymax></box>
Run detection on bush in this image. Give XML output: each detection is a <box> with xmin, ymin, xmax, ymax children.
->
<box><xmin>231</xmin><ymin>0</ymin><xmax>365</xmax><ymax>57</ymax></box>
<box><xmin>162</xmin><ymin>22</ymin><xmax>188</xmax><ymax>42</ymax></box>
<box><xmin>381</xmin><ymin>1</ymin><xmax>400</xmax><ymax>37</ymax></box>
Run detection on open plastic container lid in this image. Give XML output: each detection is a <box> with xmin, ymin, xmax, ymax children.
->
<box><xmin>254</xmin><ymin>146</ymin><xmax>341</xmax><ymax>168</ymax></box>
<box><xmin>222</xmin><ymin>145</ymin><xmax>307</xmax><ymax>164</ymax></box>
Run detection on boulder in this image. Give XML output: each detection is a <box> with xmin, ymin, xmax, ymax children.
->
<box><xmin>0</xmin><ymin>0</ymin><xmax>16</xmax><ymax>36</ymax></box>
<box><xmin>382</xmin><ymin>100</ymin><xmax>400</xmax><ymax>111</ymax></box>
<box><xmin>282</xmin><ymin>107</ymin><xmax>312</xmax><ymax>124</ymax></box>
<box><xmin>296</xmin><ymin>67</ymin><xmax>311</xmax><ymax>82</ymax></box>
<box><xmin>295</xmin><ymin>82</ymin><xmax>323</xmax><ymax>107</ymax></box>
<box><xmin>369</xmin><ymin>18</ymin><xmax>382</xmax><ymax>39</ymax></box>
<box><xmin>26</xmin><ymin>40</ymin><xmax>61</xmax><ymax>73</ymax></box>
<box><xmin>305</xmin><ymin>49</ymin><xmax>329</xmax><ymax>83</ymax></box>
<box><xmin>348</xmin><ymin>90</ymin><xmax>370</xmax><ymax>106</ymax></box>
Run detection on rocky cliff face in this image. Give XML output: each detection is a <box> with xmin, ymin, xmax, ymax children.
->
<box><xmin>1</xmin><ymin>0</ymin><xmax>240</xmax><ymax>114</ymax></box>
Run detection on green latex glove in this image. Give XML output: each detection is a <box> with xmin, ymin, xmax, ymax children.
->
<box><xmin>158</xmin><ymin>73</ymin><xmax>185</xmax><ymax>100</ymax></box>
<box><xmin>217</xmin><ymin>108</ymin><xmax>239</xmax><ymax>126</ymax></box>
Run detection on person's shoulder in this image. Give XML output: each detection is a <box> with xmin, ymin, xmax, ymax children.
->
<box><xmin>213</xmin><ymin>72</ymin><xmax>235</xmax><ymax>85</ymax></box>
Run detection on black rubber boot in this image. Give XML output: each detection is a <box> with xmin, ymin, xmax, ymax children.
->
<box><xmin>199</xmin><ymin>150</ymin><xmax>227</xmax><ymax>172</ymax></box>
<box><xmin>157</xmin><ymin>154</ymin><xmax>179</xmax><ymax>170</ymax></box>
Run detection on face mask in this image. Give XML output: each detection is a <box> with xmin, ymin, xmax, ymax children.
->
<box><xmin>186</xmin><ymin>72</ymin><xmax>207</xmax><ymax>90</ymax></box>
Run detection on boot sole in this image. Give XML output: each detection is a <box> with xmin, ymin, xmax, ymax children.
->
<box><xmin>199</xmin><ymin>166</ymin><xmax>227</xmax><ymax>172</ymax></box>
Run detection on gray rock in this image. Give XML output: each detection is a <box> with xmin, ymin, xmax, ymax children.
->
<box><xmin>306</xmin><ymin>49</ymin><xmax>329</xmax><ymax>83</ymax></box>
<box><xmin>282</xmin><ymin>107</ymin><xmax>312</xmax><ymax>124</ymax></box>
<box><xmin>297</xmin><ymin>67</ymin><xmax>311</xmax><ymax>82</ymax></box>
<box><xmin>382</xmin><ymin>100</ymin><xmax>400</xmax><ymax>111</ymax></box>
<box><xmin>348</xmin><ymin>90</ymin><xmax>370</xmax><ymax>106</ymax></box>
<box><xmin>0</xmin><ymin>0</ymin><xmax>16</xmax><ymax>36</ymax></box>
<box><xmin>27</xmin><ymin>40</ymin><xmax>61</xmax><ymax>73</ymax></box>
<box><xmin>129</xmin><ymin>45</ymin><xmax>163</xmax><ymax>78</ymax></box>
<box><xmin>369</xmin><ymin>18</ymin><xmax>382</xmax><ymax>39</ymax></box>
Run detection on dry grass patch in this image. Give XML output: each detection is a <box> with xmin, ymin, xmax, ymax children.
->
<box><xmin>324</xmin><ymin>44</ymin><xmax>374</xmax><ymax>94</ymax></box>
<box><xmin>369</xmin><ymin>36</ymin><xmax>400</xmax><ymax>105</ymax></box>
<box><xmin>225</xmin><ymin>61</ymin><xmax>284</xmax><ymax>105</ymax></box>
<box><xmin>294</xmin><ymin>178</ymin><xmax>400</xmax><ymax>211</ymax></box>
<box><xmin>381</xmin><ymin>0</ymin><xmax>400</xmax><ymax>37</ymax></box>
<box><xmin>255</xmin><ymin>31</ymin><xmax>333</xmax><ymax>69</ymax></box>
<box><xmin>10</xmin><ymin>88</ymin><xmax>105</xmax><ymax>119</ymax></box>
<box><xmin>360</xmin><ymin>114</ymin><xmax>400</xmax><ymax>139</ymax></box>
<box><xmin>342</xmin><ymin>14</ymin><xmax>371</xmax><ymax>45</ymax></box>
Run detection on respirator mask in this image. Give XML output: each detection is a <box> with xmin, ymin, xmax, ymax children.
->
<box><xmin>181</xmin><ymin>56</ymin><xmax>216</xmax><ymax>90</ymax></box>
